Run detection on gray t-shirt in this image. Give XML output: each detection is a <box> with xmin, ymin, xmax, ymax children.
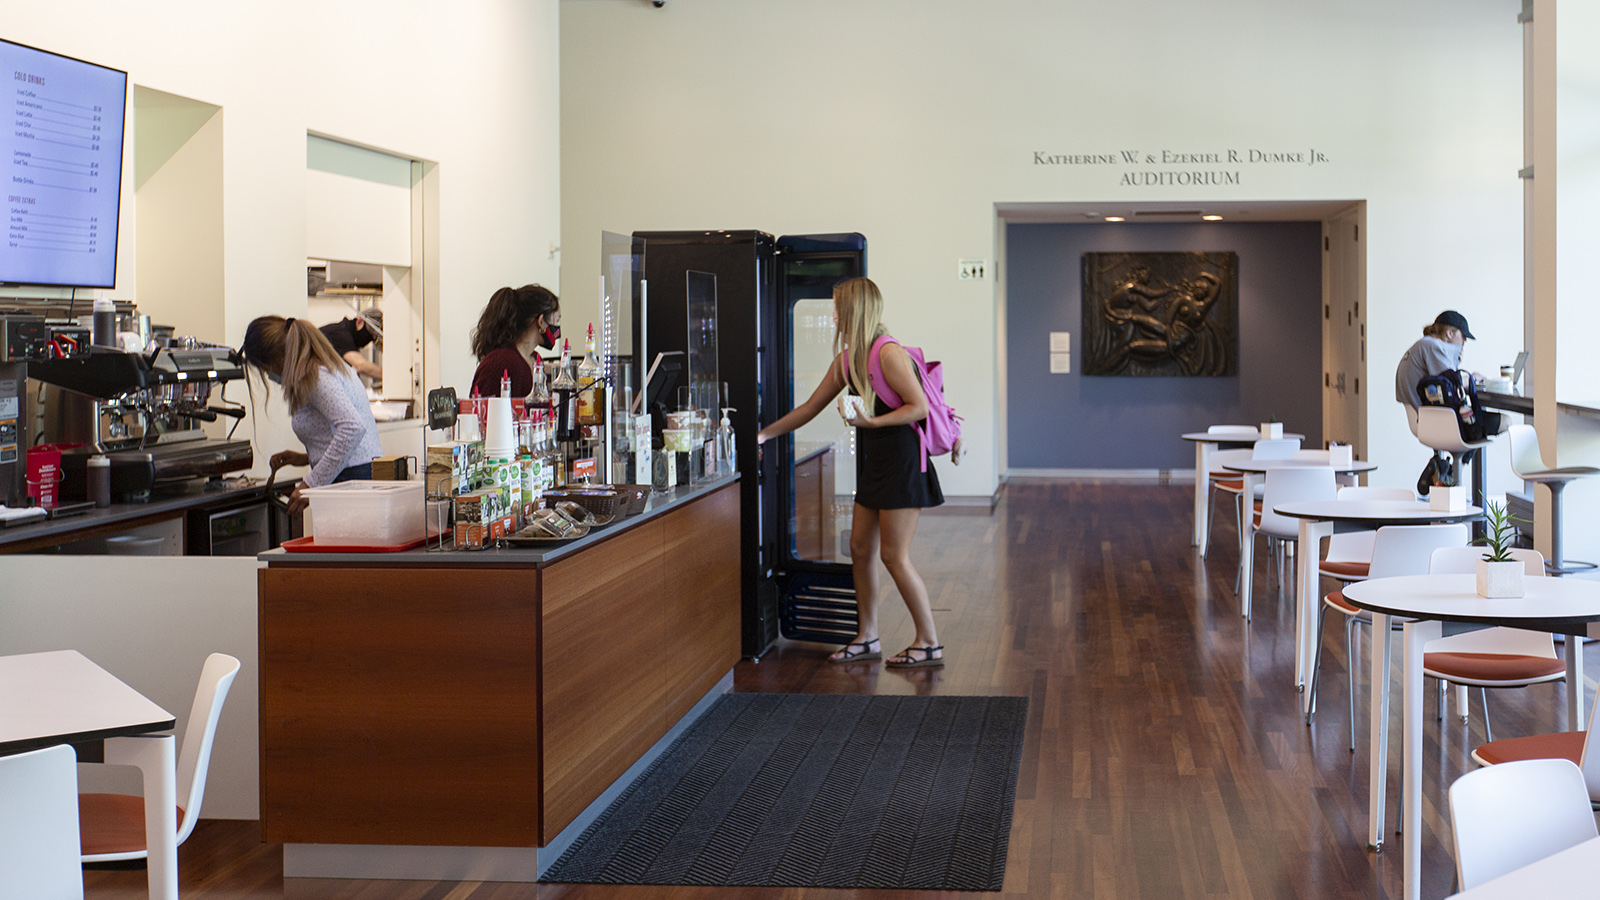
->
<box><xmin>1394</xmin><ymin>335</ymin><xmax>1462</xmax><ymax>407</ymax></box>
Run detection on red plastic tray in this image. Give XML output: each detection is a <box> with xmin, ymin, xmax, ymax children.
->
<box><xmin>280</xmin><ymin>535</ymin><xmax>427</xmax><ymax>553</ymax></box>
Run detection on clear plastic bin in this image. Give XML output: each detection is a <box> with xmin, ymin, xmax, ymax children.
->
<box><xmin>301</xmin><ymin>480</ymin><xmax>425</xmax><ymax>547</ymax></box>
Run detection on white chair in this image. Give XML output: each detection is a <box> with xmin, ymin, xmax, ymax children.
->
<box><xmin>1205</xmin><ymin>448</ymin><xmax>1255</xmax><ymax>556</ymax></box>
<box><xmin>79</xmin><ymin>652</ymin><xmax>241</xmax><ymax>861</ymax></box>
<box><xmin>1416</xmin><ymin>405</ymin><xmax>1493</xmax><ymax>504</ymax></box>
<box><xmin>1309</xmin><ymin>523</ymin><xmax>1469</xmax><ymax>746</ymax></box>
<box><xmin>0</xmin><ymin>744</ymin><xmax>83</xmax><ymax>900</ymax></box>
<box><xmin>1317</xmin><ymin>486</ymin><xmax>1417</xmax><ymax>584</ymax></box>
<box><xmin>1425</xmin><ymin>547</ymin><xmax>1559</xmax><ymax>740</ymax></box>
<box><xmin>1507</xmin><ymin>424</ymin><xmax>1599</xmax><ymax>574</ymax></box>
<box><xmin>1208</xmin><ymin>437</ymin><xmax>1302</xmax><ymax>559</ymax></box>
<box><xmin>1448</xmin><ymin>758</ymin><xmax>1598</xmax><ymax>891</ymax></box>
<box><xmin>1471</xmin><ymin>677</ymin><xmax>1600</xmax><ymax>805</ymax></box>
<box><xmin>1253</xmin><ymin>438</ymin><xmax>1301</xmax><ymax>460</ymax></box>
<box><xmin>1247</xmin><ymin>465</ymin><xmax>1336</xmax><ymax>615</ymax></box>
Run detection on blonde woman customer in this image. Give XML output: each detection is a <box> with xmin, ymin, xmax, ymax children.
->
<box><xmin>241</xmin><ymin>316</ymin><xmax>383</xmax><ymax>513</ymax></box>
<box><xmin>757</xmin><ymin>277</ymin><xmax>946</xmax><ymax>668</ymax></box>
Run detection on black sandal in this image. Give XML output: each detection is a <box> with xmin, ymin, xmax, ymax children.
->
<box><xmin>886</xmin><ymin>645</ymin><xmax>944</xmax><ymax>668</ymax></box>
<box><xmin>828</xmin><ymin>638</ymin><xmax>881</xmax><ymax>663</ymax></box>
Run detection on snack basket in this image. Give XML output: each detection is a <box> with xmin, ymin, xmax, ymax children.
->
<box><xmin>598</xmin><ymin>484</ymin><xmax>651</xmax><ymax>517</ymax></box>
<box><xmin>542</xmin><ymin>484</ymin><xmax>649</xmax><ymax>520</ymax></box>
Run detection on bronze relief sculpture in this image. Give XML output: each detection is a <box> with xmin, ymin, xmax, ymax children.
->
<box><xmin>1082</xmin><ymin>251</ymin><xmax>1238</xmax><ymax>376</ymax></box>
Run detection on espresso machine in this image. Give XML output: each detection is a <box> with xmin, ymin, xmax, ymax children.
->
<box><xmin>29</xmin><ymin>340</ymin><xmax>253</xmax><ymax>502</ymax></box>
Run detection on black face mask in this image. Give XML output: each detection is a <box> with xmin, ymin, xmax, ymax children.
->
<box><xmin>541</xmin><ymin>322</ymin><xmax>561</xmax><ymax>350</ymax></box>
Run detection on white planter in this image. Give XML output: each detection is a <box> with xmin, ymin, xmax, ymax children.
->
<box><xmin>1476</xmin><ymin>557</ymin><xmax>1525</xmax><ymax>599</ymax></box>
<box><xmin>1328</xmin><ymin>443</ymin><xmax>1354</xmax><ymax>468</ymax></box>
<box><xmin>1259</xmin><ymin>422</ymin><xmax>1283</xmax><ymax>439</ymax></box>
<box><xmin>1429</xmin><ymin>485</ymin><xmax>1468</xmax><ymax>511</ymax></box>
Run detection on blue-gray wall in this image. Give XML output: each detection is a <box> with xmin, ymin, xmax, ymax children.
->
<box><xmin>1006</xmin><ymin>221</ymin><xmax>1323</xmax><ymax>469</ymax></box>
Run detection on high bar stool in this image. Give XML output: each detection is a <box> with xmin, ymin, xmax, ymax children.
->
<box><xmin>1508</xmin><ymin>424</ymin><xmax>1599</xmax><ymax>575</ymax></box>
<box><xmin>1414</xmin><ymin>406</ymin><xmax>1495</xmax><ymax>512</ymax></box>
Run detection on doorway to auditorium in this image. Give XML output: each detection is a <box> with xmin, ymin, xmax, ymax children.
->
<box><xmin>995</xmin><ymin>199</ymin><xmax>1367</xmax><ymax>477</ymax></box>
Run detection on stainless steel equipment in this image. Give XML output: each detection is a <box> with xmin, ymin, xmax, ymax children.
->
<box><xmin>1</xmin><ymin>314</ymin><xmax>54</xmax><ymax>507</ymax></box>
<box><xmin>1</xmin><ymin>313</ymin><xmax>93</xmax><ymax>507</ymax></box>
<box><xmin>28</xmin><ymin>341</ymin><xmax>252</xmax><ymax>501</ymax></box>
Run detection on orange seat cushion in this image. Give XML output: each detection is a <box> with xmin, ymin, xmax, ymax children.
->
<box><xmin>1324</xmin><ymin>589</ymin><xmax>1360</xmax><ymax>614</ymax></box>
<box><xmin>1319</xmin><ymin>561</ymin><xmax>1370</xmax><ymax>579</ymax></box>
<box><xmin>1424</xmin><ymin>652</ymin><xmax>1565</xmax><ymax>683</ymax></box>
<box><xmin>78</xmin><ymin>793</ymin><xmax>184</xmax><ymax>857</ymax></box>
<box><xmin>1211</xmin><ymin>477</ymin><xmax>1245</xmax><ymax>492</ymax></box>
<box><xmin>1474</xmin><ymin>730</ymin><xmax>1585</xmax><ymax>767</ymax></box>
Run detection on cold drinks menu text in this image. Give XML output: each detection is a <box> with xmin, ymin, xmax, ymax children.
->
<box><xmin>2</xmin><ymin>39</ymin><xmax>126</xmax><ymax>288</ymax></box>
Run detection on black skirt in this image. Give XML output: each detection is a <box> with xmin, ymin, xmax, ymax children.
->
<box><xmin>855</xmin><ymin>396</ymin><xmax>944</xmax><ymax>510</ymax></box>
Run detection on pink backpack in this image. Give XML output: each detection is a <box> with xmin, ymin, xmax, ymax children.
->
<box><xmin>867</xmin><ymin>335</ymin><xmax>963</xmax><ymax>472</ymax></box>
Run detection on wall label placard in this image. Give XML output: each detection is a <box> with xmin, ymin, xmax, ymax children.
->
<box><xmin>1032</xmin><ymin>147</ymin><xmax>1330</xmax><ymax>186</ymax></box>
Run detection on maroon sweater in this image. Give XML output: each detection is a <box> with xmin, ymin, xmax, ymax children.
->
<box><xmin>471</xmin><ymin>347</ymin><xmax>535</xmax><ymax>398</ymax></box>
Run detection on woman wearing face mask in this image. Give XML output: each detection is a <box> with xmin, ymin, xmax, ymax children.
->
<box><xmin>756</xmin><ymin>277</ymin><xmax>945</xmax><ymax>668</ymax></box>
<box><xmin>240</xmin><ymin>316</ymin><xmax>384</xmax><ymax>513</ymax></box>
<box><xmin>469</xmin><ymin>284</ymin><xmax>561</xmax><ymax>398</ymax></box>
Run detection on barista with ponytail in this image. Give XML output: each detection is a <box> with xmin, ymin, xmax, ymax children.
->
<box><xmin>241</xmin><ymin>316</ymin><xmax>383</xmax><ymax>513</ymax></box>
<box><xmin>757</xmin><ymin>277</ymin><xmax>945</xmax><ymax>668</ymax></box>
<box><xmin>470</xmin><ymin>284</ymin><xmax>561</xmax><ymax>397</ymax></box>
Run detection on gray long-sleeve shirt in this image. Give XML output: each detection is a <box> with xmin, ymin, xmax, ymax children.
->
<box><xmin>1394</xmin><ymin>335</ymin><xmax>1462</xmax><ymax>407</ymax></box>
<box><xmin>290</xmin><ymin>366</ymin><xmax>384</xmax><ymax>486</ymax></box>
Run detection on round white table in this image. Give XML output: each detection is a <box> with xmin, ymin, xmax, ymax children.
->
<box><xmin>1181</xmin><ymin>430</ymin><xmax>1305</xmax><ymax>551</ymax></box>
<box><xmin>1274</xmin><ymin>500</ymin><xmax>1483</xmax><ymax>708</ymax></box>
<box><xmin>1342</xmin><ymin>574</ymin><xmax>1600</xmax><ymax>900</ymax></box>
<box><xmin>0</xmin><ymin>650</ymin><xmax>180</xmax><ymax>900</ymax></box>
<box><xmin>1221</xmin><ymin>459</ymin><xmax>1380</xmax><ymax>620</ymax></box>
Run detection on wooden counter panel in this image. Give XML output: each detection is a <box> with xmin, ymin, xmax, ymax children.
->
<box><xmin>659</xmin><ymin>485</ymin><xmax>742</xmax><ymax>715</ymax></box>
<box><xmin>259</xmin><ymin>567</ymin><xmax>539</xmax><ymax>847</ymax></box>
<box><xmin>539</xmin><ymin>483</ymin><xmax>741</xmax><ymax>841</ymax></box>
<box><xmin>539</xmin><ymin>517</ymin><xmax>667</xmax><ymax>838</ymax></box>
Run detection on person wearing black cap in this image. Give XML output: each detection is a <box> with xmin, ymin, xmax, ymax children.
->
<box><xmin>1395</xmin><ymin>310</ymin><xmax>1474</xmax><ymax>415</ymax></box>
<box><xmin>1396</xmin><ymin>310</ymin><xmax>1507</xmax><ymax>492</ymax></box>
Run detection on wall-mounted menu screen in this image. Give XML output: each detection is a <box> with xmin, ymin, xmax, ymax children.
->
<box><xmin>2</xmin><ymin>38</ymin><xmax>127</xmax><ymax>288</ymax></box>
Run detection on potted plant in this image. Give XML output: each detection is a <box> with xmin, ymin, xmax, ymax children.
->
<box><xmin>1259</xmin><ymin>415</ymin><xmax>1283</xmax><ymax>440</ymax></box>
<box><xmin>1474</xmin><ymin>501</ymin><xmax>1527</xmax><ymax>598</ymax></box>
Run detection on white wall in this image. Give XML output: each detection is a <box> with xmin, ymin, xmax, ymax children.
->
<box><xmin>134</xmin><ymin>87</ymin><xmax>225</xmax><ymax>345</ymax></box>
<box><xmin>560</xmin><ymin>0</ymin><xmax>1525</xmax><ymax>498</ymax></box>
<box><xmin>9</xmin><ymin>0</ymin><xmax>562</xmax><ymax>473</ymax></box>
<box><xmin>0</xmin><ymin>558</ymin><xmax>261</xmax><ymax>819</ymax></box>
<box><xmin>2</xmin><ymin>0</ymin><xmax>562</xmax><ymax>818</ymax></box>
<box><xmin>1549</xmin><ymin>1</ymin><xmax>1600</xmax><ymax>566</ymax></box>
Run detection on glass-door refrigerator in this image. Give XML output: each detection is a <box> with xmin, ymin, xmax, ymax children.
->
<box><xmin>632</xmin><ymin>230</ymin><xmax>866</xmax><ymax>659</ymax></box>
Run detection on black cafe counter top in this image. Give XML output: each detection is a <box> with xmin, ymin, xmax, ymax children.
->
<box><xmin>0</xmin><ymin>477</ymin><xmax>284</xmax><ymax>554</ymax></box>
<box><xmin>1480</xmin><ymin>389</ymin><xmax>1600</xmax><ymax>421</ymax></box>
<box><xmin>258</xmin><ymin>473</ymin><xmax>740</xmax><ymax>567</ymax></box>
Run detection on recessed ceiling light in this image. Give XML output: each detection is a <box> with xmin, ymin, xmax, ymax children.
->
<box><xmin>1202</xmin><ymin>214</ymin><xmax>1223</xmax><ymax>221</ymax></box>
<box><xmin>1104</xmin><ymin>216</ymin><xmax>1125</xmax><ymax>222</ymax></box>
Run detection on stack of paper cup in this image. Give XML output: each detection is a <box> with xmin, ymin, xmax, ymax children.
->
<box><xmin>484</xmin><ymin>395</ymin><xmax>516</xmax><ymax>459</ymax></box>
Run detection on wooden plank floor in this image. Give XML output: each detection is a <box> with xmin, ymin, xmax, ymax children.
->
<box><xmin>84</xmin><ymin>479</ymin><xmax>1597</xmax><ymax>899</ymax></box>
